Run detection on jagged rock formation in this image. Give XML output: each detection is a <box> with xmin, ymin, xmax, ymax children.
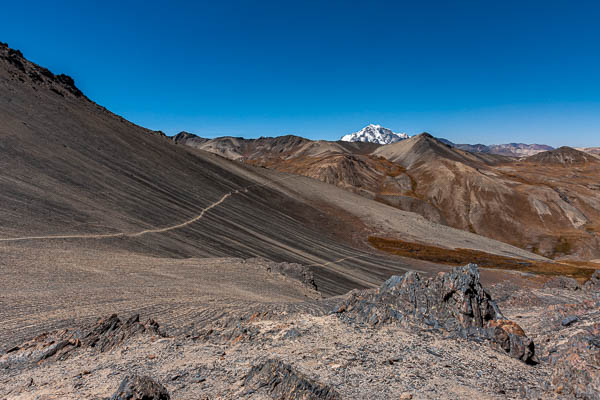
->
<box><xmin>261</xmin><ymin>259</ymin><xmax>319</xmax><ymax>293</ymax></box>
<box><xmin>0</xmin><ymin>42</ymin><xmax>85</xmax><ymax>98</ymax></box>
<box><xmin>243</xmin><ymin>359</ymin><xmax>340</xmax><ymax>399</ymax></box>
<box><xmin>334</xmin><ymin>264</ymin><xmax>535</xmax><ymax>363</ymax></box>
<box><xmin>1</xmin><ymin>314</ymin><xmax>163</xmax><ymax>366</ymax></box>
<box><xmin>111</xmin><ymin>375</ymin><xmax>170</xmax><ymax>400</ymax></box>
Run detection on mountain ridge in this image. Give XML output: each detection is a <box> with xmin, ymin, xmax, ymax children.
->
<box><xmin>175</xmin><ymin>131</ymin><xmax>600</xmax><ymax>259</ymax></box>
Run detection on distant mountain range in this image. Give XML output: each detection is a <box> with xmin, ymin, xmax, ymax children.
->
<box><xmin>340</xmin><ymin>125</ymin><xmax>559</xmax><ymax>157</ymax></box>
<box><xmin>439</xmin><ymin>139</ymin><xmax>555</xmax><ymax>157</ymax></box>
<box><xmin>174</xmin><ymin>130</ymin><xmax>600</xmax><ymax>259</ymax></box>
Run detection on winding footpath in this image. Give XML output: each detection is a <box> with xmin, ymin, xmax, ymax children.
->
<box><xmin>0</xmin><ymin>174</ymin><xmax>296</xmax><ymax>243</ymax></box>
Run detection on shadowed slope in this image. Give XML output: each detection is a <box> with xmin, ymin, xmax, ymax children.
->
<box><xmin>2</xmin><ymin>43</ymin><xmax>426</xmax><ymax>296</ymax></box>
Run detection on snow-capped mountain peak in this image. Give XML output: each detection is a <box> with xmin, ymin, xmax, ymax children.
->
<box><xmin>341</xmin><ymin>124</ymin><xmax>408</xmax><ymax>145</ymax></box>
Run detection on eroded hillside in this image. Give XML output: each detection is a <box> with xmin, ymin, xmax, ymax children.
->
<box><xmin>177</xmin><ymin>132</ymin><xmax>600</xmax><ymax>260</ymax></box>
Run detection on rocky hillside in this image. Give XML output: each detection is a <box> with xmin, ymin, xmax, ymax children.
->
<box><xmin>526</xmin><ymin>146</ymin><xmax>600</xmax><ymax>165</ymax></box>
<box><xmin>176</xmin><ymin>132</ymin><xmax>600</xmax><ymax>260</ymax></box>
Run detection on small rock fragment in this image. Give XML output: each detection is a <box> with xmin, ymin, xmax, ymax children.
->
<box><xmin>561</xmin><ymin>316</ymin><xmax>579</xmax><ymax>327</ymax></box>
<box><xmin>111</xmin><ymin>375</ymin><xmax>170</xmax><ymax>400</ymax></box>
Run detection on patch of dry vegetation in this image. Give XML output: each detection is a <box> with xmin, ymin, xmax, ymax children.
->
<box><xmin>368</xmin><ymin>236</ymin><xmax>598</xmax><ymax>281</ymax></box>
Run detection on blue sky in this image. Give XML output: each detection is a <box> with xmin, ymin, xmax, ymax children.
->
<box><xmin>1</xmin><ymin>1</ymin><xmax>599</xmax><ymax>146</ymax></box>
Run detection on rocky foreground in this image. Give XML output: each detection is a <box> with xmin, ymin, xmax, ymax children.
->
<box><xmin>1</xmin><ymin>265</ymin><xmax>599</xmax><ymax>399</ymax></box>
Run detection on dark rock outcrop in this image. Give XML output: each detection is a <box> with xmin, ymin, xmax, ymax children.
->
<box><xmin>264</xmin><ymin>260</ymin><xmax>319</xmax><ymax>293</ymax></box>
<box><xmin>55</xmin><ymin>73</ymin><xmax>83</xmax><ymax>97</ymax></box>
<box><xmin>111</xmin><ymin>375</ymin><xmax>170</xmax><ymax>400</ymax></box>
<box><xmin>1</xmin><ymin>314</ymin><xmax>163</xmax><ymax>366</ymax></box>
<box><xmin>243</xmin><ymin>359</ymin><xmax>340</xmax><ymax>399</ymax></box>
<box><xmin>0</xmin><ymin>42</ymin><xmax>85</xmax><ymax>98</ymax></box>
<box><xmin>334</xmin><ymin>264</ymin><xmax>535</xmax><ymax>363</ymax></box>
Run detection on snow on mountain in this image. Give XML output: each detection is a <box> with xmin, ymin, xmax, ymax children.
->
<box><xmin>341</xmin><ymin>124</ymin><xmax>409</xmax><ymax>145</ymax></box>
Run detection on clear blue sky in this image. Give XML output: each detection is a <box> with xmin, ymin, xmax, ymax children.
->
<box><xmin>1</xmin><ymin>1</ymin><xmax>599</xmax><ymax>146</ymax></box>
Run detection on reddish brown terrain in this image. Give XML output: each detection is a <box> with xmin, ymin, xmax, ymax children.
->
<box><xmin>176</xmin><ymin>132</ymin><xmax>600</xmax><ymax>261</ymax></box>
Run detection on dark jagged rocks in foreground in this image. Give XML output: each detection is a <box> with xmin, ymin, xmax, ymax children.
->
<box><xmin>243</xmin><ymin>359</ymin><xmax>340</xmax><ymax>400</ymax></box>
<box><xmin>111</xmin><ymin>375</ymin><xmax>170</xmax><ymax>400</ymax></box>
<box><xmin>1</xmin><ymin>314</ymin><xmax>163</xmax><ymax>366</ymax></box>
<box><xmin>334</xmin><ymin>264</ymin><xmax>536</xmax><ymax>363</ymax></box>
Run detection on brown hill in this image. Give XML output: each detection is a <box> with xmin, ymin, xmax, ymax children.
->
<box><xmin>375</xmin><ymin>136</ymin><xmax>600</xmax><ymax>258</ymax></box>
<box><xmin>178</xmin><ymin>132</ymin><xmax>600</xmax><ymax>259</ymax></box>
<box><xmin>526</xmin><ymin>146</ymin><xmax>600</xmax><ymax>165</ymax></box>
<box><xmin>372</xmin><ymin>133</ymin><xmax>509</xmax><ymax>167</ymax></box>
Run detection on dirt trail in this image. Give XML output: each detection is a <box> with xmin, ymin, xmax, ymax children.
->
<box><xmin>307</xmin><ymin>255</ymin><xmax>367</xmax><ymax>268</ymax></box>
<box><xmin>0</xmin><ymin>175</ymin><xmax>295</xmax><ymax>243</ymax></box>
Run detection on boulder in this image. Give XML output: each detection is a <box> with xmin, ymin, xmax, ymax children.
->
<box><xmin>243</xmin><ymin>359</ymin><xmax>340</xmax><ymax>399</ymax></box>
<box><xmin>111</xmin><ymin>375</ymin><xmax>170</xmax><ymax>400</ymax></box>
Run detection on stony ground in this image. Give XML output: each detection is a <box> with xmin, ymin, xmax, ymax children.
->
<box><xmin>2</xmin><ymin>264</ymin><xmax>598</xmax><ymax>399</ymax></box>
<box><xmin>0</xmin><ymin>313</ymin><xmax>549</xmax><ymax>399</ymax></box>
